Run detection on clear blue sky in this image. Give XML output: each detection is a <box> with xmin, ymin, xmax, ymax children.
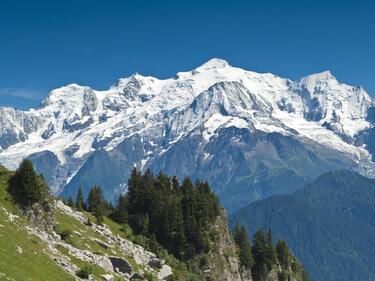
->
<box><xmin>0</xmin><ymin>0</ymin><xmax>374</xmax><ymax>109</ymax></box>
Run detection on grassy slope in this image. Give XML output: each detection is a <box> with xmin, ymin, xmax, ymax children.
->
<box><xmin>0</xmin><ymin>166</ymin><xmax>137</xmax><ymax>281</ymax></box>
<box><xmin>0</xmin><ymin>167</ymin><xmax>75</xmax><ymax>281</ymax></box>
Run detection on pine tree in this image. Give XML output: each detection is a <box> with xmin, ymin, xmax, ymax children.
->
<box><xmin>8</xmin><ymin>160</ymin><xmax>49</xmax><ymax>208</ymax></box>
<box><xmin>127</xmin><ymin>167</ymin><xmax>143</xmax><ymax>213</ymax></box>
<box><xmin>87</xmin><ymin>186</ymin><xmax>107</xmax><ymax>224</ymax></box>
<box><xmin>140</xmin><ymin>213</ymin><xmax>150</xmax><ymax>236</ymax></box>
<box><xmin>125</xmin><ymin>168</ymin><xmax>220</xmax><ymax>260</ymax></box>
<box><xmin>110</xmin><ymin>195</ymin><xmax>128</xmax><ymax>224</ymax></box>
<box><xmin>68</xmin><ymin>196</ymin><xmax>75</xmax><ymax>208</ymax></box>
<box><xmin>87</xmin><ymin>185</ymin><xmax>104</xmax><ymax>212</ymax></box>
<box><xmin>75</xmin><ymin>186</ymin><xmax>85</xmax><ymax>211</ymax></box>
<box><xmin>276</xmin><ymin>240</ymin><xmax>291</xmax><ymax>269</ymax></box>
<box><xmin>233</xmin><ymin>224</ymin><xmax>254</xmax><ymax>269</ymax></box>
<box><xmin>252</xmin><ymin>228</ymin><xmax>277</xmax><ymax>281</ymax></box>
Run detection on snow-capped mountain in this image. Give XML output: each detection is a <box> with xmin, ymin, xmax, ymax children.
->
<box><xmin>1</xmin><ymin>59</ymin><xmax>374</xmax><ymax>212</ymax></box>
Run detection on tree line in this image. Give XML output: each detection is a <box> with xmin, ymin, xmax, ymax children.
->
<box><xmin>232</xmin><ymin>224</ymin><xmax>310</xmax><ymax>281</ymax></box>
<box><xmin>67</xmin><ymin>168</ymin><xmax>221</xmax><ymax>260</ymax></box>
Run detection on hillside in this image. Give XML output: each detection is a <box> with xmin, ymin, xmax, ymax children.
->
<box><xmin>0</xmin><ymin>163</ymin><xmax>309</xmax><ymax>281</ymax></box>
<box><xmin>0</xmin><ymin>165</ymin><xmax>174</xmax><ymax>281</ymax></box>
<box><xmin>1</xmin><ymin>59</ymin><xmax>374</xmax><ymax>213</ymax></box>
<box><xmin>230</xmin><ymin>170</ymin><xmax>375</xmax><ymax>281</ymax></box>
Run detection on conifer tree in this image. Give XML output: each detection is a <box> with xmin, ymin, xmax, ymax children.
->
<box><xmin>276</xmin><ymin>239</ymin><xmax>291</xmax><ymax>269</ymax></box>
<box><xmin>110</xmin><ymin>194</ymin><xmax>128</xmax><ymax>224</ymax></box>
<box><xmin>68</xmin><ymin>196</ymin><xmax>75</xmax><ymax>208</ymax></box>
<box><xmin>87</xmin><ymin>185</ymin><xmax>107</xmax><ymax>223</ymax></box>
<box><xmin>233</xmin><ymin>224</ymin><xmax>254</xmax><ymax>269</ymax></box>
<box><xmin>8</xmin><ymin>159</ymin><xmax>49</xmax><ymax>208</ymax></box>
<box><xmin>127</xmin><ymin>167</ymin><xmax>143</xmax><ymax>214</ymax></box>
<box><xmin>75</xmin><ymin>186</ymin><xmax>85</xmax><ymax>211</ymax></box>
<box><xmin>125</xmin><ymin>169</ymin><xmax>220</xmax><ymax>260</ymax></box>
<box><xmin>252</xmin><ymin>228</ymin><xmax>277</xmax><ymax>281</ymax></box>
<box><xmin>87</xmin><ymin>185</ymin><xmax>104</xmax><ymax>212</ymax></box>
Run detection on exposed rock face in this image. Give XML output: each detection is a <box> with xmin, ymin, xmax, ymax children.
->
<box><xmin>204</xmin><ymin>209</ymin><xmax>252</xmax><ymax>281</ymax></box>
<box><xmin>24</xmin><ymin>201</ymin><xmax>55</xmax><ymax>232</ymax></box>
<box><xmin>54</xmin><ymin>200</ymin><xmax>172</xmax><ymax>280</ymax></box>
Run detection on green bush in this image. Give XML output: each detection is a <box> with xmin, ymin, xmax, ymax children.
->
<box><xmin>76</xmin><ymin>265</ymin><xmax>92</xmax><ymax>279</ymax></box>
<box><xmin>58</xmin><ymin>229</ymin><xmax>72</xmax><ymax>241</ymax></box>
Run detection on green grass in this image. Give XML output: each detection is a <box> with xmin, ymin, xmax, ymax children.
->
<box><xmin>0</xmin><ymin>165</ymin><xmax>193</xmax><ymax>280</ymax></box>
<box><xmin>55</xmin><ymin>205</ymin><xmax>146</xmax><ymax>275</ymax></box>
<box><xmin>0</xmin><ymin>168</ymin><xmax>75</xmax><ymax>281</ymax></box>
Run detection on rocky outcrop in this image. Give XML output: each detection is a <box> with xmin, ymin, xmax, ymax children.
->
<box><xmin>203</xmin><ymin>209</ymin><xmax>252</xmax><ymax>281</ymax></box>
<box><xmin>54</xmin><ymin>200</ymin><xmax>172</xmax><ymax>280</ymax></box>
<box><xmin>24</xmin><ymin>201</ymin><xmax>55</xmax><ymax>232</ymax></box>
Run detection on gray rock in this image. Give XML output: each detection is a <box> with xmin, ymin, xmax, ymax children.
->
<box><xmin>100</xmin><ymin>274</ymin><xmax>114</xmax><ymax>281</ymax></box>
<box><xmin>15</xmin><ymin>245</ymin><xmax>23</xmax><ymax>254</ymax></box>
<box><xmin>148</xmin><ymin>257</ymin><xmax>164</xmax><ymax>269</ymax></box>
<box><xmin>109</xmin><ymin>257</ymin><xmax>133</xmax><ymax>274</ymax></box>
<box><xmin>157</xmin><ymin>265</ymin><xmax>172</xmax><ymax>280</ymax></box>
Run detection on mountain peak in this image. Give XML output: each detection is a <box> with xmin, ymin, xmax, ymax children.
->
<box><xmin>297</xmin><ymin>70</ymin><xmax>337</xmax><ymax>93</ymax></box>
<box><xmin>196</xmin><ymin>58</ymin><xmax>229</xmax><ymax>70</ymax></box>
<box><xmin>40</xmin><ymin>83</ymin><xmax>92</xmax><ymax>108</ymax></box>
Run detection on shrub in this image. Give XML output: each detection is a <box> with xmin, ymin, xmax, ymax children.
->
<box><xmin>76</xmin><ymin>265</ymin><xmax>92</xmax><ymax>279</ymax></box>
<box><xmin>59</xmin><ymin>229</ymin><xmax>72</xmax><ymax>241</ymax></box>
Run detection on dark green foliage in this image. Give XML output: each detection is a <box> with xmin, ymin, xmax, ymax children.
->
<box><xmin>277</xmin><ymin>271</ymin><xmax>288</xmax><ymax>281</ymax></box>
<box><xmin>87</xmin><ymin>185</ymin><xmax>112</xmax><ymax>224</ymax></box>
<box><xmin>276</xmin><ymin>240</ymin><xmax>291</xmax><ymax>269</ymax></box>
<box><xmin>75</xmin><ymin>186</ymin><xmax>85</xmax><ymax>211</ymax></box>
<box><xmin>67</xmin><ymin>196</ymin><xmax>75</xmax><ymax>208</ymax></box>
<box><xmin>7</xmin><ymin>160</ymin><xmax>50</xmax><ymax>208</ymax></box>
<box><xmin>76</xmin><ymin>265</ymin><xmax>92</xmax><ymax>279</ymax></box>
<box><xmin>59</xmin><ymin>230</ymin><xmax>72</xmax><ymax>241</ymax></box>
<box><xmin>126</xmin><ymin>168</ymin><xmax>220</xmax><ymax>260</ymax></box>
<box><xmin>233</xmin><ymin>223</ymin><xmax>254</xmax><ymax>269</ymax></box>
<box><xmin>251</xmin><ymin>229</ymin><xmax>277</xmax><ymax>281</ymax></box>
<box><xmin>87</xmin><ymin>185</ymin><xmax>104</xmax><ymax>212</ymax></box>
<box><xmin>110</xmin><ymin>194</ymin><xmax>129</xmax><ymax>224</ymax></box>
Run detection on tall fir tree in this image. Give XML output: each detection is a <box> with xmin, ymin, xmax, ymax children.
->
<box><xmin>276</xmin><ymin>240</ymin><xmax>291</xmax><ymax>269</ymax></box>
<box><xmin>125</xmin><ymin>168</ymin><xmax>220</xmax><ymax>260</ymax></box>
<box><xmin>87</xmin><ymin>185</ymin><xmax>107</xmax><ymax>223</ymax></box>
<box><xmin>67</xmin><ymin>196</ymin><xmax>75</xmax><ymax>208</ymax></box>
<box><xmin>233</xmin><ymin>224</ymin><xmax>254</xmax><ymax>269</ymax></box>
<box><xmin>110</xmin><ymin>195</ymin><xmax>129</xmax><ymax>224</ymax></box>
<box><xmin>252</xmin><ymin>228</ymin><xmax>277</xmax><ymax>281</ymax></box>
<box><xmin>75</xmin><ymin>186</ymin><xmax>85</xmax><ymax>211</ymax></box>
<box><xmin>8</xmin><ymin>159</ymin><xmax>49</xmax><ymax>208</ymax></box>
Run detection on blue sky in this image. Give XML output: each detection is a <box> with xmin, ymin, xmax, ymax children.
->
<box><xmin>0</xmin><ymin>0</ymin><xmax>374</xmax><ymax>109</ymax></box>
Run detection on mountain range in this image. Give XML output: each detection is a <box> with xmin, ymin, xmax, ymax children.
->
<box><xmin>230</xmin><ymin>170</ymin><xmax>375</xmax><ymax>281</ymax></box>
<box><xmin>0</xmin><ymin>58</ymin><xmax>374</xmax><ymax>212</ymax></box>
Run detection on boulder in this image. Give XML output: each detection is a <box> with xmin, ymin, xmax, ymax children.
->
<box><xmin>109</xmin><ymin>257</ymin><xmax>133</xmax><ymax>274</ymax></box>
<box><xmin>94</xmin><ymin>256</ymin><xmax>114</xmax><ymax>272</ymax></box>
<box><xmin>158</xmin><ymin>265</ymin><xmax>173</xmax><ymax>280</ymax></box>
<box><xmin>148</xmin><ymin>257</ymin><xmax>164</xmax><ymax>269</ymax></box>
<box><xmin>100</xmin><ymin>274</ymin><xmax>114</xmax><ymax>281</ymax></box>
